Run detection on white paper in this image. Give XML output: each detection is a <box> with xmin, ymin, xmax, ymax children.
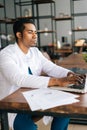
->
<box><xmin>23</xmin><ymin>90</ymin><xmax>42</xmax><ymax>111</ymax></box>
<box><xmin>22</xmin><ymin>88</ymin><xmax>79</xmax><ymax>111</ymax></box>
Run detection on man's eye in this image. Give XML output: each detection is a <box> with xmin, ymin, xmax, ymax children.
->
<box><xmin>28</xmin><ymin>31</ymin><xmax>37</xmax><ymax>35</ymax></box>
<box><xmin>28</xmin><ymin>31</ymin><xmax>32</xmax><ymax>34</ymax></box>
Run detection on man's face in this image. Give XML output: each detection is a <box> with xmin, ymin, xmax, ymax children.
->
<box><xmin>18</xmin><ymin>23</ymin><xmax>38</xmax><ymax>48</ymax></box>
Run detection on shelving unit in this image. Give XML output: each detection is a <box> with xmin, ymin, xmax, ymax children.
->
<box><xmin>0</xmin><ymin>2</ymin><xmax>5</xmax><ymax>49</ymax></box>
<box><xmin>0</xmin><ymin>3</ymin><xmax>5</xmax><ymax>34</ymax></box>
<box><xmin>53</xmin><ymin>16</ymin><xmax>73</xmax><ymax>47</ymax></box>
<box><xmin>0</xmin><ymin>1</ymin><xmax>15</xmax><ymax>49</ymax></box>
<box><xmin>14</xmin><ymin>0</ymin><xmax>56</xmax><ymax>48</ymax></box>
<box><xmin>53</xmin><ymin>0</ymin><xmax>87</xmax><ymax>51</ymax></box>
<box><xmin>71</xmin><ymin>0</ymin><xmax>87</xmax><ymax>45</ymax></box>
<box><xmin>53</xmin><ymin>0</ymin><xmax>74</xmax><ymax>50</ymax></box>
<box><xmin>35</xmin><ymin>0</ymin><xmax>56</xmax><ymax>48</ymax></box>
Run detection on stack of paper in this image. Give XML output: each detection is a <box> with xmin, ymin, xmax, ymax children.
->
<box><xmin>22</xmin><ymin>88</ymin><xmax>79</xmax><ymax>111</ymax></box>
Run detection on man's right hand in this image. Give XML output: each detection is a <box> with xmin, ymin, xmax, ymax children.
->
<box><xmin>48</xmin><ymin>74</ymin><xmax>86</xmax><ymax>87</ymax></box>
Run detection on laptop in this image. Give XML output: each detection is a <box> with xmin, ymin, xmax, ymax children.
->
<box><xmin>51</xmin><ymin>74</ymin><xmax>87</xmax><ymax>93</ymax></box>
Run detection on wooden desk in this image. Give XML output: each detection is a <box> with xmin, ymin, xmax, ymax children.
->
<box><xmin>0</xmin><ymin>88</ymin><xmax>87</xmax><ymax>130</ymax></box>
<box><xmin>57</xmin><ymin>53</ymin><xmax>87</xmax><ymax>70</ymax></box>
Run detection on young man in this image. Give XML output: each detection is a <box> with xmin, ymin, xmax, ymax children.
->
<box><xmin>0</xmin><ymin>18</ymin><xmax>84</xmax><ymax>130</ymax></box>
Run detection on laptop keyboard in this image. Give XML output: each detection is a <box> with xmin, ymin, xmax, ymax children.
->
<box><xmin>68</xmin><ymin>81</ymin><xmax>85</xmax><ymax>90</ymax></box>
<box><xmin>68</xmin><ymin>83</ymin><xmax>85</xmax><ymax>89</ymax></box>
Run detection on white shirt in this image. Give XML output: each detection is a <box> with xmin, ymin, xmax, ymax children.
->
<box><xmin>0</xmin><ymin>43</ymin><xmax>71</xmax><ymax>129</ymax></box>
<box><xmin>0</xmin><ymin>43</ymin><xmax>70</xmax><ymax>100</ymax></box>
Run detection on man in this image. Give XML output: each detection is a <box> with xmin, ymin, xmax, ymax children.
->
<box><xmin>0</xmin><ymin>18</ymin><xmax>84</xmax><ymax>130</ymax></box>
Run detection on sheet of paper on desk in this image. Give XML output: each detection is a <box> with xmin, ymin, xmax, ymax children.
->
<box><xmin>22</xmin><ymin>88</ymin><xmax>79</xmax><ymax>111</ymax></box>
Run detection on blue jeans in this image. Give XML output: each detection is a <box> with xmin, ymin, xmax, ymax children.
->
<box><xmin>51</xmin><ymin>117</ymin><xmax>70</xmax><ymax>130</ymax></box>
<box><xmin>13</xmin><ymin>114</ymin><xmax>70</xmax><ymax>130</ymax></box>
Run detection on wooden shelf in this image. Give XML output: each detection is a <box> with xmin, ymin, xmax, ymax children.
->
<box><xmin>0</xmin><ymin>18</ymin><xmax>15</xmax><ymax>24</ymax></box>
<box><xmin>15</xmin><ymin>0</ymin><xmax>55</xmax><ymax>6</ymax></box>
<box><xmin>0</xmin><ymin>4</ymin><xmax>4</xmax><ymax>8</ymax></box>
<box><xmin>34</xmin><ymin>0</ymin><xmax>55</xmax><ymax>4</ymax></box>
<box><xmin>37</xmin><ymin>30</ymin><xmax>55</xmax><ymax>33</ymax></box>
<box><xmin>53</xmin><ymin>16</ymin><xmax>72</xmax><ymax>21</ymax></box>
<box><xmin>73</xmin><ymin>0</ymin><xmax>82</xmax><ymax>1</ymax></box>
<box><xmin>16</xmin><ymin>15</ymin><xmax>54</xmax><ymax>19</ymax></box>
<box><xmin>72</xmin><ymin>13</ymin><xmax>87</xmax><ymax>17</ymax></box>
<box><xmin>0</xmin><ymin>19</ymin><xmax>5</xmax><ymax>23</ymax></box>
<box><xmin>72</xmin><ymin>28</ymin><xmax>87</xmax><ymax>32</ymax></box>
<box><xmin>17</xmin><ymin>16</ymin><xmax>33</xmax><ymax>19</ymax></box>
<box><xmin>0</xmin><ymin>32</ymin><xmax>6</xmax><ymax>35</ymax></box>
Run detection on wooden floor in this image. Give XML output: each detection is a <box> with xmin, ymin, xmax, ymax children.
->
<box><xmin>36</xmin><ymin>119</ymin><xmax>87</xmax><ymax>130</ymax></box>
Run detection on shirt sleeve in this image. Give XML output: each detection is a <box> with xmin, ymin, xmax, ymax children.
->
<box><xmin>0</xmin><ymin>50</ymin><xmax>50</xmax><ymax>89</ymax></box>
<box><xmin>37</xmin><ymin>49</ymin><xmax>71</xmax><ymax>78</ymax></box>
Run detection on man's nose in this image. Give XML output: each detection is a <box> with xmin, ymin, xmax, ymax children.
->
<box><xmin>32</xmin><ymin>32</ymin><xmax>37</xmax><ymax>38</ymax></box>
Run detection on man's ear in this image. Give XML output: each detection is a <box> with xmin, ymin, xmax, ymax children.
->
<box><xmin>16</xmin><ymin>32</ymin><xmax>22</xmax><ymax>39</ymax></box>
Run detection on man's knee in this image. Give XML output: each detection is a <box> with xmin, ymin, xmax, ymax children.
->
<box><xmin>13</xmin><ymin>114</ymin><xmax>37</xmax><ymax>130</ymax></box>
<box><xmin>51</xmin><ymin>117</ymin><xmax>70</xmax><ymax>130</ymax></box>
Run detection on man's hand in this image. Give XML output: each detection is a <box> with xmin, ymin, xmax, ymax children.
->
<box><xmin>67</xmin><ymin>72</ymin><xmax>86</xmax><ymax>85</ymax></box>
<box><xmin>48</xmin><ymin>72</ymin><xmax>86</xmax><ymax>87</ymax></box>
<box><xmin>54</xmin><ymin>76</ymin><xmax>79</xmax><ymax>87</ymax></box>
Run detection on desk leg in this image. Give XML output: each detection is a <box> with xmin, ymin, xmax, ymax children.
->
<box><xmin>1</xmin><ymin>112</ymin><xmax>9</xmax><ymax>130</ymax></box>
